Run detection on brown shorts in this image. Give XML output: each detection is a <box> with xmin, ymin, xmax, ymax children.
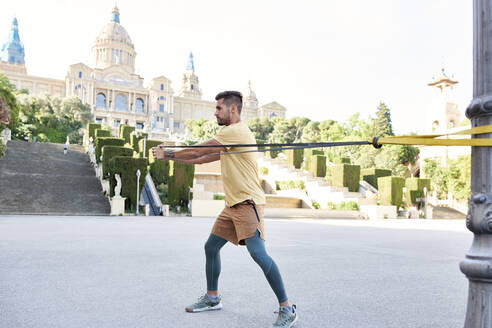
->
<box><xmin>211</xmin><ymin>200</ymin><xmax>265</xmax><ymax>246</ymax></box>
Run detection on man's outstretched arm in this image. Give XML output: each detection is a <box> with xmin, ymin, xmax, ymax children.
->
<box><xmin>152</xmin><ymin>138</ymin><xmax>223</xmax><ymax>164</ymax></box>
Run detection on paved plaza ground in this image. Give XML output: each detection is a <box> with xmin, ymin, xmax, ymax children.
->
<box><xmin>0</xmin><ymin>216</ymin><xmax>471</xmax><ymax>328</ymax></box>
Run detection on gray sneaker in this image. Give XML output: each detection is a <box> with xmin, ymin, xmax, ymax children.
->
<box><xmin>185</xmin><ymin>294</ymin><xmax>223</xmax><ymax>313</ymax></box>
<box><xmin>272</xmin><ymin>304</ymin><xmax>298</xmax><ymax>327</ymax></box>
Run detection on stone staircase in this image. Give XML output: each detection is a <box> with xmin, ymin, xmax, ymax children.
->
<box><xmin>430</xmin><ymin>205</ymin><xmax>466</xmax><ymax>220</ymax></box>
<box><xmin>258</xmin><ymin>155</ymin><xmax>366</xmax><ymax>209</ymax></box>
<box><xmin>0</xmin><ymin>140</ymin><xmax>110</xmax><ymax>215</ymax></box>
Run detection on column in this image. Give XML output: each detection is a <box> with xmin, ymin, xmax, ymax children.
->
<box><xmin>460</xmin><ymin>1</ymin><xmax>492</xmax><ymax>326</ymax></box>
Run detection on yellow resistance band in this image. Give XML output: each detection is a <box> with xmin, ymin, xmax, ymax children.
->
<box><xmin>375</xmin><ymin>125</ymin><xmax>492</xmax><ymax>147</ymax></box>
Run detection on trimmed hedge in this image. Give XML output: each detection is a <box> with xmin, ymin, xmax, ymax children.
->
<box><xmin>120</xmin><ymin>125</ymin><xmax>135</xmax><ymax>144</ymax></box>
<box><xmin>95</xmin><ymin>137</ymin><xmax>125</xmax><ymax>163</ymax></box>
<box><xmin>168</xmin><ymin>161</ymin><xmax>195</xmax><ymax>208</ymax></box>
<box><xmin>286</xmin><ymin>148</ymin><xmax>304</xmax><ymax>169</ymax></box>
<box><xmin>304</xmin><ymin>149</ymin><xmax>324</xmax><ymax>171</ymax></box>
<box><xmin>117</xmin><ymin>124</ymin><xmax>128</xmax><ymax>139</ymax></box>
<box><xmin>332</xmin><ymin>164</ymin><xmax>361</xmax><ymax>192</ymax></box>
<box><xmin>378</xmin><ymin>176</ymin><xmax>405</xmax><ymax>208</ymax></box>
<box><xmin>310</xmin><ymin>155</ymin><xmax>326</xmax><ymax>177</ymax></box>
<box><xmin>102</xmin><ymin>145</ymin><xmax>133</xmax><ymax>178</ymax></box>
<box><xmin>405</xmin><ymin>178</ymin><xmax>431</xmax><ymax>205</ymax></box>
<box><xmin>361</xmin><ymin>168</ymin><xmax>392</xmax><ymax>189</ymax></box>
<box><xmin>138</xmin><ymin>139</ymin><xmax>162</xmax><ymax>159</ymax></box>
<box><xmin>256</xmin><ymin>139</ymin><xmax>266</xmax><ymax>150</ymax></box>
<box><xmin>108</xmin><ymin>156</ymin><xmax>148</xmax><ymax>211</ymax></box>
<box><xmin>95</xmin><ymin>129</ymin><xmax>111</xmax><ymax>139</ymax></box>
<box><xmin>335</xmin><ymin>157</ymin><xmax>351</xmax><ymax>164</ymax></box>
<box><xmin>131</xmin><ymin>133</ymin><xmax>148</xmax><ymax>152</ymax></box>
<box><xmin>267</xmin><ymin>147</ymin><xmax>279</xmax><ymax>159</ymax></box>
<box><xmin>148</xmin><ymin>148</ymin><xmax>170</xmax><ymax>185</ymax></box>
<box><xmin>87</xmin><ymin>123</ymin><xmax>101</xmax><ymax>142</ymax></box>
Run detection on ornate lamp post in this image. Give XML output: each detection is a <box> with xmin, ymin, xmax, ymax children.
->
<box><xmin>136</xmin><ymin>169</ymin><xmax>141</xmax><ymax>216</ymax></box>
<box><xmin>460</xmin><ymin>1</ymin><xmax>492</xmax><ymax>325</ymax></box>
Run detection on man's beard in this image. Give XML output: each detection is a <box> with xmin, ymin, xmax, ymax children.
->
<box><xmin>217</xmin><ymin>118</ymin><xmax>229</xmax><ymax>126</ymax></box>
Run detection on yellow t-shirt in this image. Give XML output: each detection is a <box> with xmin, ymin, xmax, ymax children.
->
<box><xmin>214</xmin><ymin>122</ymin><xmax>266</xmax><ymax>207</ymax></box>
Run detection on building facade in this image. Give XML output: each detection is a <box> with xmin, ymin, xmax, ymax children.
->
<box><xmin>0</xmin><ymin>7</ymin><xmax>287</xmax><ymax>138</ymax></box>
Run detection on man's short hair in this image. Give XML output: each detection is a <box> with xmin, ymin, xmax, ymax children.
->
<box><xmin>215</xmin><ymin>91</ymin><xmax>243</xmax><ymax>114</ymax></box>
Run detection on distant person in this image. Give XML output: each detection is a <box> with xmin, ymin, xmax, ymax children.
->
<box><xmin>152</xmin><ymin>91</ymin><xmax>297</xmax><ymax>327</ymax></box>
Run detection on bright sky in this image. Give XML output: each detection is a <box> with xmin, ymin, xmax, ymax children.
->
<box><xmin>1</xmin><ymin>0</ymin><xmax>472</xmax><ymax>134</ymax></box>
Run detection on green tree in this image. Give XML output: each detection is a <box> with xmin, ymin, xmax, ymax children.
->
<box><xmin>422</xmin><ymin>158</ymin><xmax>449</xmax><ymax>199</ymax></box>
<box><xmin>301</xmin><ymin>121</ymin><xmax>321</xmax><ymax>142</ymax></box>
<box><xmin>447</xmin><ymin>155</ymin><xmax>471</xmax><ymax>202</ymax></box>
<box><xmin>0</xmin><ymin>73</ymin><xmax>20</xmax><ymax>133</ymax></box>
<box><xmin>185</xmin><ymin>119</ymin><xmax>220</xmax><ymax>142</ymax></box>
<box><xmin>288</xmin><ymin>117</ymin><xmax>310</xmax><ymax>141</ymax></box>
<box><xmin>247</xmin><ymin>117</ymin><xmax>274</xmax><ymax>142</ymax></box>
<box><xmin>374</xmin><ymin>101</ymin><xmax>394</xmax><ymax>137</ymax></box>
<box><xmin>11</xmin><ymin>94</ymin><xmax>92</xmax><ymax>144</ymax></box>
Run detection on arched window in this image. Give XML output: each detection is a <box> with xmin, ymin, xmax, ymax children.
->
<box><xmin>136</xmin><ymin>98</ymin><xmax>144</xmax><ymax>112</ymax></box>
<box><xmin>160</xmin><ymin>84</ymin><xmax>164</xmax><ymax>90</ymax></box>
<box><xmin>96</xmin><ymin>93</ymin><xmax>106</xmax><ymax>109</ymax></box>
<box><xmin>191</xmin><ymin>85</ymin><xmax>194</xmax><ymax>90</ymax></box>
<box><xmin>159</xmin><ymin>96</ymin><xmax>165</xmax><ymax>101</ymax></box>
<box><xmin>448</xmin><ymin>120</ymin><xmax>455</xmax><ymax>129</ymax></box>
<box><xmin>78</xmin><ymin>71</ymin><xmax>82</xmax><ymax>78</ymax></box>
<box><xmin>115</xmin><ymin>95</ymin><xmax>127</xmax><ymax>111</ymax></box>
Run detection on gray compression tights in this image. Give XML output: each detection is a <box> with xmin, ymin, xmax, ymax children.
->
<box><xmin>204</xmin><ymin>230</ymin><xmax>288</xmax><ymax>303</ymax></box>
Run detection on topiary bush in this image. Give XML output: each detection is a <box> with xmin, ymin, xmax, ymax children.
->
<box><xmin>168</xmin><ymin>161</ymin><xmax>195</xmax><ymax>209</ymax></box>
<box><xmin>148</xmin><ymin>148</ymin><xmax>170</xmax><ymax>185</ymax></box>
<box><xmin>95</xmin><ymin>129</ymin><xmax>111</xmax><ymax>139</ymax></box>
<box><xmin>332</xmin><ymin>164</ymin><xmax>361</xmax><ymax>192</ymax></box>
<box><xmin>335</xmin><ymin>157</ymin><xmax>351</xmax><ymax>164</ymax></box>
<box><xmin>304</xmin><ymin>149</ymin><xmax>324</xmax><ymax>171</ymax></box>
<box><xmin>87</xmin><ymin>123</ymin><xmax>101</xmax><ymax>142</ymax></box>
<box><xmin>118</xmin><ymin>124</ymin><xmax>128</xmax><ymax>139</ymax></box>
<box><xmin>108</xmin><ymin>156</ymin><xmax>148</xmax><ymax>211</ymax></box>
<box><xmin>95</xmin><ymin>137</ymin><xmax>125</xmax><ymax>163</ymax></box>
<box><xmin>102</xmin><ymin>145</ymin><xmax>133</xmax><ymax>178</ymax></box>
<box><xmin>138</xmin><ymin>139</ymin><xmax>162</xmax><ymax>159</ymax></box>
<box><xmin>120</xmin><ymin>125</ymin><xmax>135</xmax><ymax>144</ymax></box>
<box><xmin>378</xmin><ymin>176</ymin><xmax>405</xmax><ymax>208</ymax></box>
<box><xmin>286</xmin><ymin>148</ymin><xmax>304</xmax><ymax>169</ymax></box>
<box><xmin>267</xmin><ymin>147</ymin><xmax>279</xmax><ymax>159</ymax></box>
<box><xmin>310</xmin><ymin>155</ymin><xmax>326</xmax><ymax>177</ymax></box>
<box><xmin>256</xmin><ymin>139</ymin><xmax>266</xmax><ymax>150</ymax></box>
<box><xmin>405</xmin><ymin>177</ymin><xmax>431</xmax><ymax>206</ymax></box>
<box><xmin>361</xmin><ymin>168</ymin><xmax>392</xmax><ymax>189</ymax></box>
<box><xmin>131</xmin><ymin>132</ymin><xmax>148</xmax><ymax>152</ymax></box>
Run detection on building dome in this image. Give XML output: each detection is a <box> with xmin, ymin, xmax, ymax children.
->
<box><xmin>95</xmin><ymin>7</ymin><xmax>133</xmax><ymax>47</ymax></box>
<box><xmin>91</xmin><ymin>7</ymin><xmax>136</xmax><ymax>74</ymax></box>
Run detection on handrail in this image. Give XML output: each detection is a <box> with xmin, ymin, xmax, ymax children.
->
<box><xmin>141</xmin><ymin>173</ymin><xmax>163</xmax><ymax>215</ymax></box>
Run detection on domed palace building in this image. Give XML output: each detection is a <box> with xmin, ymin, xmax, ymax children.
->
<box><xmin>0</xmin><ymin>7</ymin><xmax>286</xmax><ymax>138</ymax></box>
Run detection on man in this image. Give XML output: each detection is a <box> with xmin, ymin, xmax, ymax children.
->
<box><xmin>152</xmin><ymin>91</ymin><xmax>298</xmax><ymax>327</ymax></box>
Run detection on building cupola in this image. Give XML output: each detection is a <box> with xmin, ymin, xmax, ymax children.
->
<box><xmin>1</xmin><ymin>17</ymin><xmax>25</xmax><ymax>65</ymax></box>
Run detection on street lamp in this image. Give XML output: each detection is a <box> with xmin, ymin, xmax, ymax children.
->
<box><xmin>460</xmin><ymin>1</ymin><xmax>492</xmax><ymax>325</ymax></box>
<box><xmin>136</xmin><ymin>169</ymin><xmax>141</xmax><ymax>216</ymax></box>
